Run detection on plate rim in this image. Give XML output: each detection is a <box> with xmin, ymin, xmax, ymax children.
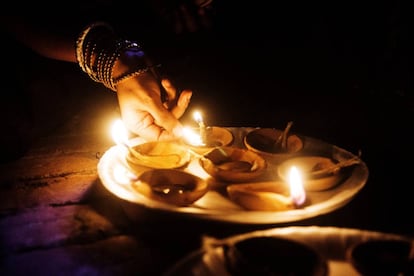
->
<box><xmin>97</xmin><ymin>127</ymin><xmax>369</xmax><ymax>224</ymax></box>
<box><xmin>162</xmin><ymin>226</ymin><xmax>413</xmax><ymax>276</ymax></box>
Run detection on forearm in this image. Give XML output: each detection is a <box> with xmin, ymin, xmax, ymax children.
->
<box><xmin>1</xmin><ymin>16</ymin><xmax>79</xmax><ymax>63</ymax></box>
<box><xmin>2</xmin><ymin>16</ymin><xmax>157</xmax><ymax>92</ymax></box>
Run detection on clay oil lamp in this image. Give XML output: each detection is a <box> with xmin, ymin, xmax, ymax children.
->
<box><xmin>347</xmin><ymin>239</ymin><xmax>414</xmax><ymax>276</ymax></box>
<box><xmin>199</xmin><ymin>147</ymin><xmax>267</xmax><ymax>183</ymax></box>
<box><xmin>182</xmin><ymin>110</ymin><xmax>234</xmax><ymax>155</ymax></box>
<box><xmin>244</xmin><ymin>121</ymin><xmax>303</xmax><ymax>163</ymax></box>
<box><xmin>277</xmin><ymin>155</ymin><xmax>361</xmax><ymax>191</ymax></box>
<box><xmin>226</xmin><ymin>166</ymin><xmax>306</xmax><ymax>211</ymax></box>
<box><xmin>111</xmin><ymin>119</ymin><xmax>191</xmax><ymax>170</ymax></box>
<box><xmin>131</xmin><ymin>169</ymin><xmax>209</xmax><ymax>207</ymax></box>
<box><xmin>223</xmin><ymin>236</ymin><xmax>328</xmax><ymax>276</ymax></box>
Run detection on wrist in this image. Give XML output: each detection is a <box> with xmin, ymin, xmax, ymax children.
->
<box><xmin>112</xmin><ymin>45</ymin><xmax>149</xmax><ymax>80</ymax></box>
<box><xmin>76</xmin><ymin>22</ymin><xmax>153</xmax><ymax>92</ymax></box>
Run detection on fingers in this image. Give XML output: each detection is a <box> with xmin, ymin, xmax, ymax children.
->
<box><xmin>172</xmin><ymin>89</ymin><xmax>192</xmax><ymax>118</ymax></box>
<box><xmin>132</xmin><ymin>103</ymin><xmax>180</xmax><ymax>141</ymax></box>
<box><xmin>157</xmin><ymin>80</ymin><xmax>192</xmax><ymax>138</ymax></box>
<box><xmin>117</xmin><ymin>76</ymin><xmax>192</xmax><ymax>141</ymax></box>
<box><xmin>142</xmin><ymin>88</ymin><xmax>191</xmax><ymax>140</ymax></box>
<box><xmin>161</xmin><ymin>79</ymin><xmax>193</xmax><ymax>119</ymax></box>
<box><xmin>161</xmin><ymin>78</ymin><xmax>177</xmax><ymax>102</ymax></box>
<box><xmin>123</xmin><ymin>109</ymin><xmax>182</xmax><ymax>141</ymax></box>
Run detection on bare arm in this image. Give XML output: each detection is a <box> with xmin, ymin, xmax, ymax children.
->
<box><xmin>1</xmin><ymin>16</ymin><xmax>81</xmax><ymax>62</ymax></box>
<box><xmin>1</xmin><ymin>15</ymin><xmax>192</xmax><ymax>141</ymax></box>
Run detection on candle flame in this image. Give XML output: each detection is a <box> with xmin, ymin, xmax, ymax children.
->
<box><xmin>193</xmin><ymin>111</ymin><xmax>203</xmax><ymax>124</ymax></box>
<box><xmin>192</xmin><ymin>110</ymin><xmax>207</xmax><ymax>144</ymax></box>
<box><xmin>288</xmin><ymin>166</ymin><xmax>306</xmax><ymax>206</ymax></box>
<box><xmin>111</xmin><ymin>119</ymin><xmax>129</xmax><ymax>146</ymax></box>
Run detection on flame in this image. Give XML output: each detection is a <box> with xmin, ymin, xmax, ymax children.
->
<box><xmin>193</xmin><ymin>111</ymin><xmax>204</xmax><ymax>125</ymax></box>
<box><xmin>182</xmin><ymin>127</ymin><xmax>204</xmax><ymax>146</ymax></box>
<box><xmin>288</xmin><ymin>166</ymin><xmax>306</xmax><ymax>206</ymax></box>
<box><xmin>111</xmin><ymin>119</ymin><xmax>129</xmax><ymax>146</ymax></box>
<box><xmin>193</xmin><ymin>110</ymin><xmax>207</xmax><ymax>144</ymax></box>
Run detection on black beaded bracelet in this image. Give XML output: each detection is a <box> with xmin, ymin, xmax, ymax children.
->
<box><xmin>76</xmin><ymin>21</ymin><xmax>149</xmax><ymax>92</ymax></box>
<box><xmin>113</xmin><ymin>67</ymin><xmax>150</xmax><ymax>87</ymax></box>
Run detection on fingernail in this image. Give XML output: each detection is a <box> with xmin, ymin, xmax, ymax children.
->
<box><xmin>178</xmin><ymin>92</ymin><xmax>192</xmax><ymax>107</ymax></box>
<box><xmin>186</xmin><ymin>92</ymin><xmax>192</xmax><ymax>102</ymax></box>
<box><xmin>182</xmin><ymin>91</ymin><xmax>192</xmax><ymax>105</ymax></box>
<box><xmin>182</xmin><ymin>95</ymin><xmax>191</xmax><ymax>106</ymax></box>
<box><xmin>162</xmin><ymin>79</ymin><xmax>171</xmax><ymax>87</ymax></box>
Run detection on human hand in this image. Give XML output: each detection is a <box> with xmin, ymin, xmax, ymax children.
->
<box><xmin>115</xmin><ymin>72</ymin><xmax>192</xmax><ymax>141</ymax></box>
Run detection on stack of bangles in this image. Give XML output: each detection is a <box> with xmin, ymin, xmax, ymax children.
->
<box><xmin>75</xmin><ymin>21</ymin><xmax>151</xmax><ymax>92</ymax></box>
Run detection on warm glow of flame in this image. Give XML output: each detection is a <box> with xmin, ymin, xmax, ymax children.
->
<box><xmin>113</xmin><ymin>164</ymin><xmax>137</xmax><ymax>184</ymax></box>
<box><xmin>109</xmin><ymin>163</ymin><xmax>139</xmax><ymax>201</ymax></box>
<box><xmin>288</xmin><ymin>166</ymin><xmax>306</xmax><ymax>206</ymax></box>
<box><xmin>182</xmin><ymin>127</ymin><xmax>204</xmax><ymax>146</ymax></box>
<box><xmin>192</xmin><ymin>110</ymin><xmax>207</xmax><ymax>144</ymax></box>
<box><xmin>193</xmin><ymin>111</ymin><xmax>204</xmax><ymax>125</ymax></box>
<box><xmin>111</xmin><ymin>119</ymin><xmax>129</xmax><ymax>146</ymax></box>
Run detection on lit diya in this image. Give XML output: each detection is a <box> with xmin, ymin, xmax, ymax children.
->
<box><xmin>227</xmin><ymin>166</ymin><xmax>306</xmax><ymax>211</ymax></box>
<box><xmin>111</xmin><ymin>119</ymin><xmax>191</xmax><ymax>170</ymax></box>
<box><xmin>182</xmin><ymin>126</ymin><xmax>234</xmax><ymax>154</ymax></box>
<box><xmin>132</xmin><ymin>169</ymin><xmax>209</xmax><ymax>206</ymax></box>
<box><xmin>126</xmin><ymin>141</ymin><xmax>192</xmax><ymax>170</ymax></box>
<box><xmin>199</xmin><ymin>147</ymin><xmax>267</xmax><ymax>183</ymax></box>
<box><xmin>244</xmin><ymin>121</ymin><xmax>303</xmax><ymax>162</ymax></box>
<box><xmin>182</xmin><ymin>111</ymin><xmax>234</xmax><ymax>154</ymax></box>
<box><xmin>277</xmin><ymin>155</ymin><xmax>361</xmax><ymax>191</ymax></box>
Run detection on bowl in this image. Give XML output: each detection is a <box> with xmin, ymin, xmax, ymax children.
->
<box><xmin>126</xmin><ymin>141</ymin><xmax>192</xmax><ymax>170</ymax></box>
<box><xmin>182</xmin><ymin>126</ymin><xmax>234</xmax><ymax>154</ymax></box>
<box><xmin>244</xmin><ymin>128</ymin><xmax>303</xmax><ymax>162</ymax></box>
<box><xmin>347</xmin><ymin>239</ymin><xmax>413</xmax><ymax>276</ymax></box>
<box><xmin>199</xmin><ymin>147</ymin><xmax>267</xmax><ymax>183</ymax></box>
<box><xmin>224</xmin><ymin>236</ymin><xmax>328</xmax><ymax>276</ymax></box>
<box><xmin>226</xmin><ymin>181</ymin><xmax>294</xmax><ymax>211</ymax></box>
<box><xmin>277</xmin><ymin>156</ymin><xmax>347</xmax><ymax>191</ymax></box>
<box><xmin>132</xmin><ymin>169</ymin><xmax>209</xmax><ymax>206</ymax></box>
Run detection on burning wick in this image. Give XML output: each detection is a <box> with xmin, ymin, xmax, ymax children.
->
<box><xmin>193</xmin><ymin>111</ymin><xmax>207</xmax><ymax>143</ymax></box>
<box><xmin>111</xmin><ymin>119</ymin><xmax>131</xmax><ymax>148</ymax></box>
<box><xmin>182</xmin><ymin>127</ymin><xmax>204</xmax><ymax>146</ymax></box>
<box><xmin>111</xmin><ymin>119</ymin><xmax>144</xmax><ymax>159</ymax></box>
<box><xmin>288</xmin><ymin>166</ymin><xmax>306</xmax><ymax>207</ymax></box>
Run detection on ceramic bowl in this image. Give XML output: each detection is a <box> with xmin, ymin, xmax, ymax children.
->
<box><xmin>277</xmin><ymin>156</ymin><xmax>347</xmax><ymax>191</ymax></box>
<box><xmin>126</xmin><ymin>141</ymin><xmax>192</xmax><ymax>170</ymax></box>
<box><xmin>132</xmin><ymin>169</ymin><xmax>209</xmax><ymax>206</ymax></box>
<box><xmin>199</xmin><ymin>147</ymin><xmax>267</xmax><ymax>183</ymax></box>
<box><xmin>244</xmin><ymin>128</ymin><xmax>303</xmax><ymax>162</ymax></box>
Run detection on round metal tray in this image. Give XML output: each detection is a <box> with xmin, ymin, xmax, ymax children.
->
<box><xmin>98</xmin><ymin>127</ymin><xmax>369</xmax><ymax>224</ymax></box>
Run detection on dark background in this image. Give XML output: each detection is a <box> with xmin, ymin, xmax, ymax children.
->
<box><xmin>1</xmin><ymin>2</ymin><xmax>413</xmax><ymax>235</ymax></box>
